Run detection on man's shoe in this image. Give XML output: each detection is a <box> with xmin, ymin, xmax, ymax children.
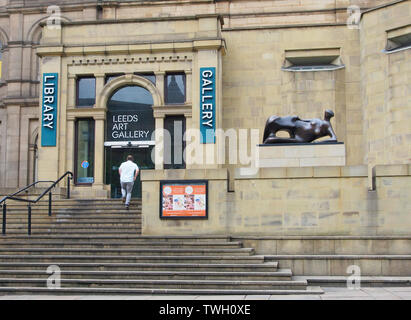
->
<box><xmin>125</xmin><ymin>204</ymin><xmax>129</xmax><ymax>210</ymax></box>
<box><xmin>122</xmin><ymin>197</ymin><xmax>126</xmax><ymax>203</ymax></box>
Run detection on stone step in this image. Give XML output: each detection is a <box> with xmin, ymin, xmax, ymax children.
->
<box><xmin>5</xmin><ymin>204</ymin><xmax>141</xmax><ymax>209</ymax></box>
<box><xmin>294</xmin><ymin>275</ymin><xmax>411</xmax><ymax>287</ymax></box>
<box><xmin>0</xmin><ymin>216</ymin><xmax>142</xmax><ymax>226</ymax></box>
<box><xmin>0</xmin><ymin>247</ymin><xmax>254</xmax><ymax>256</ymax></box>
<box><xmin>3</xmin><ymin>223</ymin><xmax>142</xmax><ymax>229</ymax></box>
<box><xmin>0</xmin><ymin>231</ymin><xmax>142</xmax><ymax>236</ymax></box>
<box><xmin>0</xmin><ymin>261</ymin><xmax>278</xmax><ymax>272</ymax></box>
<box><xmin>0</xmin><ymin>235</ymin><xmax>231</xmax><ymax>242</ymax></box>
<box><xmin>0</xmin><ymin>217</ymin><xmax>141</xmax><ymax>221</ymax></box>
<box><xmin>5</xmin><ymin>207</ymin><xmax>141</xmax><ymax>211</ymax></box>
<box><xmin>2</xmin><ymin>228</ymin><xmax>142</xmax><ymax>234</ymax></box>
<box><xmin>265</xmin><ymin>255</ymin><xmax>411</xmax><ymax>276</ymax></box>
<box><xmin>0</xmin><ymin>241</ymin><xmax>243</xmax><ymax>249</ymax></box>
<box><xmin>0</xmin><ymin>278</ymin><xmax>307</xmax><ymax>290</ymax></box>
<box><xmin>0</xmin><ymin>285</ymin><xmax>323</xmax><ymax>295</ymax></box>
<box><xmin>0</xmin><ymin>269</ymin><xmax>293</xmax><ymax>280</ymax></box>
<box><xmin>6</xmin><ymin>199</ymin><xmax>142</xmax><ymax>205</ymax></box>
<box><xmin>4</xmin><ymin>202</ymin><xmax>140</xmax><ymax>207</ymax></box>
<box><xmin>3</xmin><ymin>209</ymin><xmax>142</xmax><ymax>214</ymax></box>
<box><xmin>0</xmin><ymin>254</ymin><xmax>263</xmax><ymax>264</ymax></box>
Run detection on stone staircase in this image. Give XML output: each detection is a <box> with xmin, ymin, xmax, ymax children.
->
<box><xmin>0</xmin><ymin>199</ymin><xmax>323</xmax><ymax>295</ymax></box>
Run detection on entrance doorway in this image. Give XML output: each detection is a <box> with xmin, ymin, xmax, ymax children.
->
<box><xmin>104</xmin><ymin>83</ymin><xmax>156</xmax><ymax>199</ymax></box>
<box><xmin>105</xmin><ymin>146</ymin><xmax>154</xmax><ymax>199</ymax></box>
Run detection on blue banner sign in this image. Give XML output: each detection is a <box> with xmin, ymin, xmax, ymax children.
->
<box><xmin>41</xmin><ymin>73</ymin><xmax>58</xmax><ymax>147</ymax></box>
<box><xmin>200</xmin><ymin>67</ymin><xmax>216</xmax><ymax>144</ymax></box>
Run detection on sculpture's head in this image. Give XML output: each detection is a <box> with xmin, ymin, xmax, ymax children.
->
<box><xmin>324</xmin><ymin>109</ymin><xmax>335</xmax><ymax>121</ymax></box>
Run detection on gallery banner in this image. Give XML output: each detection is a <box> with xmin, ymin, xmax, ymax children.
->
<box><xmin>199</xmin><ymin>67</ymin><xmax>216</xmax><ymax>144</ymax></box>
<box><xmin>160</xmin><ymin>180</ymin><xmax>208</xmax><ymax>219</ymax></box>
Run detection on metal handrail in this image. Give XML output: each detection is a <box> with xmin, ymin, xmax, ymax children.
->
<box><xmin>1</xmin><ymin>171</ymin><xmax>73</xmax><ymax>236</ymax></box>
<box><xmin>0</xmin><ymin>181</ymin><xmax>54</xmax><ymax>204</ymax></box>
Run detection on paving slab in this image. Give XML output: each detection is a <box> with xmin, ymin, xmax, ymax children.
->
<box><xmin>360</xmin><ymin>288</ymin><xmax>400</xmax><ymax>298</ymax></box>
<box><xmin>374</xmin><ymin>296</ymin><xmax>401</xmax><ymax>300</ymax></box>
<box><xmin>244</xmin><ymin>295</ymin><xmax>270</xmax><ymax>300</ymax></box>
<box><xmin>269</xmin><ymin>295</ymin><xmax>322</xmax><ymax>300</ymax></box>
<box><xmin>319</xmin><ymin>290</ymin><xmax>370</xmax><ymax>297</ymax></box>
<box><xmin>384</xmin><ymin>287</ymin><xmax>411</xmax><ymax>292</ymax></box>
<box><xmin>321</xmin><ymin>297</ymin><xmax>376</xmax><ymax>300</ymax></box>
<box><xmin>1</xmin><ymin>287</ymin><xmax>411</xmax><ymax>300</ymax></box>
<box><xmin>143</xmin><ymin>295</ymin><xmax>200</xmax><ymax>300</ymax></box>
<box><xmin>195</xmin><ymin>295</ymin><xmax>246</xmax><ymax>300</ymax></box>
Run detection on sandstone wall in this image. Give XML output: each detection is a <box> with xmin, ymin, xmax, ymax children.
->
<box><xmin>360</xmin><ymin>1</ymin><xmax>411</xmax><ymax>167</ymax></box>
<box><xmin>142</xmin><ymin>165</ymin><xmax>411</xmax><ymax>236</ymax></box>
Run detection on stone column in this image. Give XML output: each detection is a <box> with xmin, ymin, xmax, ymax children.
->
<box><xmin>94</xmin><ymin>116</ymin><xmax>105</xmax><ymax>186</ymax></box>
<box><xmin>154</xmin><ymin>71</ymin><xmax>165</xmax><ymax>104</ymax></box>
<box><xmin>66</xmin><ymin>116</ymin><xmax>75</xmax><ymax>176</ymax></box>
<box><xmin>95</xmin><ymin>73</ymin><xmax>106</xmax><ymax>107</ymax></box>
<box><xmin>184</xmin><ymin>114</ymin><xmax>192</xmax><ymax>169</ymax></box>
<box><xmin>67</xmin><ymin>74</ymin><xmax>76</xmax><ymax>108</ymax></box>
<box><xmin>7</xmin><ymin>13</ymin><xmax>23</xmax><ymax>98</ymax></box>
<box><xmin>155</xmin><ymin>116</ymin><xmax>164</xmax><ymax>170</ymax></box>
<box><xmin>5</xmin><ymin>105</ymin><xmax>21</xmax><ymax>187</ymax></box>
<box><xmin>185</xmin><ymin>69</ymin><xmax>192</xmax><ymax>104</ymax></box>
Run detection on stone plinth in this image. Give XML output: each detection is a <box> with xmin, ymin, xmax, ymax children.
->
<box><xmin>257</xmin><ymin>142</ymin><xmax>346</xmax><ymax>168</ymax></box>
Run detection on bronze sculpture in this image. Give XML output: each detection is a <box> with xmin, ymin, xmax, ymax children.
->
<box><xmin>262</xmin><ymin>109</ymin><xmax>338</xmax><ymax>144</ymax></box>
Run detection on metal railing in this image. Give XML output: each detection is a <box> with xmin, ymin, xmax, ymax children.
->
<box><xmin>0</xmin><ymin>171</ymin><xmax>73</xmax><ymax>236</ymax></box>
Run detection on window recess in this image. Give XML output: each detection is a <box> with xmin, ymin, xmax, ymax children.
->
<box><xmin>384</xmin><ymin>25</ymin><xmax>411</xmax><ymax>54</ymax></box>
<box><xmin>282</xmin><ymin>48</ymin><xmax>345</xmax><ymax>72</ymax></box>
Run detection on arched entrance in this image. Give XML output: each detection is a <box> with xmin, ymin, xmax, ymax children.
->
<box><xmin>104</xmin><ymin>85</ymin><xmax>155</xmax><ymax>199</ymax></box>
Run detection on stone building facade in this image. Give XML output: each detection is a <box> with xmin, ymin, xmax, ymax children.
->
<box><xmin>0</xmin><ymin>0</ymin><xmax>410</xmax><ymax>236</ymax></box>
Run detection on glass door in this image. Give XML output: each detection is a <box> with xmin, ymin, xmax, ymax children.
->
<box><xmin>106</xmin><ymin>146</ymin><xmax>154</xmax><ymax>199</ymax></box>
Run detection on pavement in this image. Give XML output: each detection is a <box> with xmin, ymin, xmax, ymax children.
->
<box><xmin>1</xmin><ymin>287</ymin><xmax>411</xmax><ymax>300</ymax></box>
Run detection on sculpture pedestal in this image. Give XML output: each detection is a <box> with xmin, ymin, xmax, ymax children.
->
<box><xmin>257</xmin><ymin>142</ymin><xmax>345</xmax><ymax>168</ymax></box>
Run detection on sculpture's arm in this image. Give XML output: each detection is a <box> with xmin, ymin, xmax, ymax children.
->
<box><xmin>326</xmin><ymin>125</ymin><xmax>338</xmax><ymax>141</ymax></box>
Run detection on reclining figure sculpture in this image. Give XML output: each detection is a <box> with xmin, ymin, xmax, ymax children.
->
<box><xmin>262</xmin><ymin>109</ymin><xmax>338</xmax><ymax>144</ymax></box>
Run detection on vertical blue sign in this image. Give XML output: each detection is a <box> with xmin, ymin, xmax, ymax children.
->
<box><xmin>200</xmin><ymin>67</ymin><xmax>216</xmax><ymax>144</ymax></box>
<box><xmin>41</xmin><ymin>73</ymin><xmax>58</xmax><ymax>147</ymax></box>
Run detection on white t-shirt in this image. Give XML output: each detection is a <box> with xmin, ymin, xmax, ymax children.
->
<box><xmin>119</xmin><ymin>161</ymin><xmax>139</xmax><ymax>183</ymax></box>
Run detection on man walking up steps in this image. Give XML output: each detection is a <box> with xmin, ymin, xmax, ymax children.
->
<box><xmin>119</xmin><ymin>155</ymin><xmax>139</xmax><ymax>209</ymax></box>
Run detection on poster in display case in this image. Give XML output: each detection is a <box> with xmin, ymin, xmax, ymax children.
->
<box><xmin>160</xmin><ymin>180</ymin><xmax>208</xmax><ymax>219</ymax></box>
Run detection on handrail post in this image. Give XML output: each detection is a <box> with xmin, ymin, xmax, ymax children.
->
<box><xmin>67</xmin><ymin>175</ymin><xmax>71</xmax><ymax>199</ymax></box>
<box><xmin>2</xmin><ymin>203</ymin><xmax>6</xmax><ymax>236</ymax></box>
<box><xmin>28</xmin><ymin>204</ymin><xmax>31</xmax><ymax>236</ymax></box>
<box><xmin>48</xmin><ymin>192</ymin><xmax>52</xmax><ymax>217</ymax></box>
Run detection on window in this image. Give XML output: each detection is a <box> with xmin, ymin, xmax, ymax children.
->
<box><xmin>76</xmin><ymin>76</ymin><xmax>96</xmax><ymax>107</ymax></box>
<box><xmin>282</xmin><ymin>48</ymin><xmax>344</xmax><ymax>72</ymax></box>
<box><xmin>385</xmin><ymin>26</ymin><xmax>411</xmax><ymax>53</ymax></box>
<box><xmin>165</xmin><ymin>73</ymin><xmax>186</xmax><ymax>104</ymax></box>
<box><xmin>164</xmin><ymin>116</ymin><xmax>186</xmax><ymax>169</ymax></box>
<box><xmin>75</xmin><ymin>119</ymin><xmax>95</xmax><ymax>184</ymax></box>
<box><xmin>134</xmin><ymin>72</ymin><xmax>156</xmax><ymax>85</ymax></box>
<box><xmin>107</xmin><ymin>85</ymin><xmax>153</xmax><ymax>112</ymax></box>
<box><xmin>105</xmin><ymin>73</ymin><xmax>124</xmax><ymax>84</ymax></box>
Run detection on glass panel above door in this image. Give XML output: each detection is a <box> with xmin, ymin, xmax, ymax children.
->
<box><xmin>106</xmin><ymin>85</ymin><xmax>155</xmax><ymax>143</ymax></box>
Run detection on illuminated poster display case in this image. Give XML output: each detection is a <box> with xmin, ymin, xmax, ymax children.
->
<box><xmin>160</xmin><ymin>180</ymin><xmax>208</xmax><ymax>219</ymax></box>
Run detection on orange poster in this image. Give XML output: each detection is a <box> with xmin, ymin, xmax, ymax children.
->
<box><xmin>161</xmin><ymin>181</ymin><xmax>207</xmax><ymax>218</ymax></box>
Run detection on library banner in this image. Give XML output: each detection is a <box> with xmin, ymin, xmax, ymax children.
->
<box><xmin>160</xmin><ymin>180</ymin><xmax>208</xmax><ymax>219</ymax></box>
<box><xmin>41</xmin><ymin>73</ymin><xmax>58</xmax><ymax>147</ymax></box>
